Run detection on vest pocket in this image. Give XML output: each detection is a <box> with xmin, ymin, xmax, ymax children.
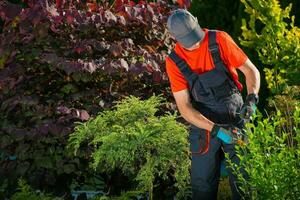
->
<box><xmin>191</xmin><ymin>78</ymin><xmax>212</xmax><ymax>103</ymax></box>
<box><xmin>211</xmin><ymin>79</ymin><xmax>233</xmax><ymax>102</ymax></box>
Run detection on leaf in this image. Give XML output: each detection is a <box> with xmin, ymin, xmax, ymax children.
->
<box><xmin>60</xmin><ymin>83</ymin><xmax>77</xmax><ymax>94</ymax></box>
<box><xmin>73</xmin><ymin>10</ymin><xmax>84</xmax><ymax>24</ymax></box>
<box><xmin>79</xmin><ymin>110</ymin><xmax>90</xmax><ymax>121</ymax></box>
<box><xmin>103</xmin><ymin>10</ymin><xmax>117</xmax><ymax>24</ymax></box>
<box><xmin>63</xmin><ymin>163</ymin><xmax>76</xmax><ymax>174</ymax></box>
<box><xmin>124</xmin><ymin>38</ymin><xmax>134</xmax><ymax>48</ymax></box>
<box><xmin>0</xmin><ymin>134</ymin><xmax>13</xmax><ymax>148</ymax></box>
<box><xmin>38</xmin><ymin>124</ymin><xmax>51</xmax><ymax>135</ymax></box>
<box><xmin>117</xmin><ymin>15</ymin><xmax>126</xmax><ymax>26</ymax></box>
<box><xmin>66</xmin><ymin>14</ymin><xmax>74</xmax><ymax>24</ymax></box>
<box><xmin>15</xmin><ymin>161</ymin><xmax>30</xmax><ymax>175</ymax></box>
<box><xmin>114</xmin><ymin>0</ymin><xmax>126</xmax><ymax>12</ymax></box>
<box><xmin>59</xmin><ymin>60</ymin><xmax>85</xmax><ymax>75</ymax></box>
<box><xmin>94</xmin><ymin>41</ymin><xmax>110</xmax><ymax>52</ymax></box>
<box><xmin>0</xmin><ymin>2</ymin><xmax>22</xmax><ymax>21</ymax></box>
<box><xmin>109</xmin><ymin>43</ymin><xmax>123</xmax><ymax>57</ymax></box>
<box><xmin>57</xmin><ymin>106</ymin><xmax>71</xmax><ymax>115</ymax></box>
<box><xmin>74</xmin><ymin>47</ymin><xmax>85</xmax><ymax>54</ymax></box>
<box><xmin>0</xmin><ymin>53</ymin><xmax>9</xmax><ymax>69</ymax></box>
<box><xmin>87</xmin><ymin>3</ymin><xmax>98</xmax><ymax>12</ymax></box>
<box><xmin>35</xmin><ymin>156</ymin><xmax>54</xmax><ymax>169</ymax></box>
<box><xmin>71</xmin><ymin>109</ymin><xmax>90</xmax><ymax>121</ymax></box>
<box><xmin>56</xmin><ymin>0</ymin><xmax>62</xmax><ymax>9</ymax></box>
<box><xmin>153</xmin><ymin>71</ymin><xmax>163</xmax><ymax>83</ymax></box>
<box><xmin>83</xmin><ymin>61</ymin><xmax>97</xmax><ymax>73</ymax></box>
<box><xmin>20</xmin><ymin>96</ymin><xmax>39</xmax><ymax>106</ymax></box>
<box><xmin>120</xmin><ymin>58</ymin><xmax>129</xmax><ymax>71</ymax></box>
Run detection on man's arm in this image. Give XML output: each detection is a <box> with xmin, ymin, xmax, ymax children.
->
<box><xmin>237</xmin><ymin>58</ymin><xmax>260</xmax><ymax>94</ymax></box>
<box><xmin>173</xmin><ymin>89</ymin><xmax>215</xmax><ymax>131</ymax></box>
<box><xmin>237</xmin><ymin>58</ymin><xmax>260</xmax><ymax>119</ymax></box>
<box><xmin>173</xmin><ymin>90</ymin><xmax>242</xmax><ymax>144</ymax></box>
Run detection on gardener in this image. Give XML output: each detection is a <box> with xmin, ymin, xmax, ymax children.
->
<box><xmin>165</xmin><ymin>9</ymin><xmax>260</xmax><ymax>200</ymax></box>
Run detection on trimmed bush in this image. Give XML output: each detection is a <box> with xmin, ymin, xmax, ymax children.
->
<box><xmin>68</xmin><ymin>96</ymin><xmax>191</xmax><ymax>199</ymax></box>
<box><xmin>227</xmin><ymin>107</ymin><xmax>300</xmax><ymax>199</ymax></box>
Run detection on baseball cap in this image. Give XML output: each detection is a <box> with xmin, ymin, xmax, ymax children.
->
<box><xmin>167</xmin><ymin>9</ymin><xmax>205</xmax><ymax>49</ymax></box>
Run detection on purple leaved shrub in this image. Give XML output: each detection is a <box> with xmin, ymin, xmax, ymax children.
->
<box><xmin>0</xmin><ymin>0</ymin><xmax>177</xmax><ymax>197</ymax></box>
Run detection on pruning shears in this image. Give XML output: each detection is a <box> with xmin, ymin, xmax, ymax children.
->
<box><xmin>233</xmin><ymin>112</ymin><xmax>251</xmax><ymax>146</ymax></box>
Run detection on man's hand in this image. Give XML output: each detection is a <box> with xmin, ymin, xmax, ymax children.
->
<box><xmin>211</xmin><ymin>124</ymin><xmax>242</xmax><ymax>144</ymax></box>
<box><xmin>240</xmin><ymin>94</ymin><xmax>259</xmax><ymax>119</ymax></box>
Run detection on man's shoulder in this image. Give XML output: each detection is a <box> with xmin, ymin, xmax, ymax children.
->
<box><xmin>213</xmin><ymin>30</ymin><xmax>230</xmax><ymax>38</ymax></box>
<box><xmin>204</xmin><ymin>29</ymin><xmax>231</xmax><ymax>42</ymax></box>
<box><xmin>165</xmin><ymin>52</ymin><xmax>177</xmax><ymax>68</ymax></box>
<box><xmin>211</xmin><ymin>30</ymin><xmax>234</xmax><ymax>44</ymax></box>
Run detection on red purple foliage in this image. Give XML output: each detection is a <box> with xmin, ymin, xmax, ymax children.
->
<box><xmin>0</xmin><ymin>0</ymin><xmax>178</xmax><ymax>197</ymax></box>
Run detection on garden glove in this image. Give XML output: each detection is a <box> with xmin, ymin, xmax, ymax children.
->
<box><xmin>211</xmin><ymin>124</ymin><xmax>243</xmax><ymax>145</ymax></box>
<box><xmin>240</xmin><ymin>93</ymin><xmax>259</xmax><ymax>120</ymax></box>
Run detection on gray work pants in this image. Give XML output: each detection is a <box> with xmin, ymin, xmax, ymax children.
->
<box><xmin>189</xmin><ymin>125</ymin><xmax>246</xmax><ymax>200</ymax></box>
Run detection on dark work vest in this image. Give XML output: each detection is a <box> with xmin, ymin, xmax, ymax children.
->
<box><xmin>169</xmin><ymin>30</ymin><xmax>244</xmax><ymax>125</ymax></box>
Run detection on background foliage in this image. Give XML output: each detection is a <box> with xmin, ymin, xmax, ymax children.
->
<box><xmin>240</xmin><ymin>0</ymin><xmax>300</xmax><ymax>94</ymax></box>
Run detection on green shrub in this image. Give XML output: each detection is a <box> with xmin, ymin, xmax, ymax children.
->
<box><xmin>227</xmin><ymin>106</ymin><xmax>300</xmax><ymax>199</ymax></box>
<box><xmin>267</xmin><ymin>85</ymin><xmax>300</xmax><ymax>115</ymax></box>
<box><xmin>11</xmin><ymin>179</ymin><xmax>62</xmax><ymax>200</ymax></box>
<box><xmin>240</xmin><ymin>0</ymin><xmax>300</xmax><ymax>94</ymax></box>
<box><xmin>68</xmin><ymin>96</ymin><xmax>191</xmax><ymax>199</ymax></box>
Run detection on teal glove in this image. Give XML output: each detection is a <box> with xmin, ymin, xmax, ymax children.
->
<box><xmin>211</xmin><ymin>124</ymin><xmax>242</xmax><ymax>144</ymax></box>
<box><xmin>240</xmin><ymin>93</ymin><xmax>259</xmax><ymax>119</ymax></box>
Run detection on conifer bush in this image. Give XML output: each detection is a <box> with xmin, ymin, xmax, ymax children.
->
<box><xmin>11</xmin><ymin>179</ymin><xmax>62</xmax><ymax>200</ymax></box>
<box><xmin>68</xmin><ymin>96</ymin><xmax>191</xmax><ymax>199</ymax></box>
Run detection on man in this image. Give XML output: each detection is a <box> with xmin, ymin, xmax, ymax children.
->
<box><xmin>165</xmin><ymin>9</ymin><xmax>260</xmax><ymax>200</ymax></box>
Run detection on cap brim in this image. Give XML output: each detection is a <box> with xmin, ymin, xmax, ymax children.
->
<box><xmin>176</xmin><ymin>25</ymin><xmax>205</xmax><ymax>49</ymax></box>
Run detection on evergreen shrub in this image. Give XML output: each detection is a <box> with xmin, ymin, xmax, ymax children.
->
<box><xmin>68</xmin><ymin>95</ymin><xmax>191</xmax><ymax>199</ymax></box>
<box><xmin>11</xmin><ymin>179</ymin><xmax>62</xmax><ymax>200</ymax></box>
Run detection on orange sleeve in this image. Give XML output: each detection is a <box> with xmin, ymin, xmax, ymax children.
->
<box><xmin>217</xmin><ymin>31</ymin><xmax>248</xmax><ymax>69</ymax></box>
<box><xmin>165</xmin><ymin>57</ymin><xmax>189</xmax><ymax>93</ymax></box>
